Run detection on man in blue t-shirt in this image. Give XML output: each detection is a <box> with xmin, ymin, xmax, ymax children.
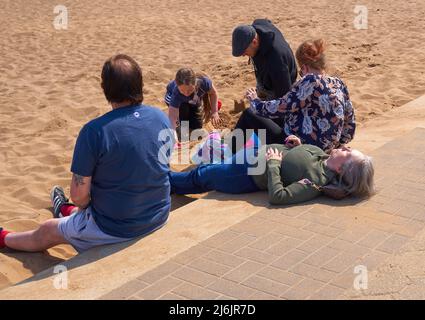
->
<box><xmin>0</xmin><ymin>54</ymin><xmax>174</xmax><ymax>253</ymax></box>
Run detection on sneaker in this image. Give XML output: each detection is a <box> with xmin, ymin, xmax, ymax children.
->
<box><xmin>50</xmin><ymin>186</ymin><xmax>69</xmax><ymax>218</ymax></box>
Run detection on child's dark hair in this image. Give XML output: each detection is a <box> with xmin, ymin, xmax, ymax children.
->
<box><xmin>175</xmin><ymin>68</ymin><xmax>197</xmax><ymax>86</ymax></box>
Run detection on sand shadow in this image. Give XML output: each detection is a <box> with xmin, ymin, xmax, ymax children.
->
<box><xmin>200</xmin><ymin>189</ymin><xmax>364</xmax><ymax>209</ymax></box>
<box><xmin>6</xmin><ymin>193</ymin><xmax>199</xmax><ymax>287</ymax></box>
<box><xmin>7</xmin><ymin>191</ymin><xmax>364</xmax><ymax>287</ymax></box>
<box><xmin>0</xmin><ymin>249</ymin><xmax>67</xmax><ymax>284</ymax></box>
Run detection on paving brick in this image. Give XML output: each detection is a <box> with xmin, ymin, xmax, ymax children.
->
<box><xmin>266</xmin><ymin>237</ymin><xmax>303</xmax><ymax>256</ymax></box>
<box><xmin>390</xmin><ymin>215</ymin><xmax>413</xmax><ymax>227</ymax></box>
<box><xmin>275</xmin><ymin>224</ymin><xmax>314</xmax><ymax>240</ymax></box>
<box><xmin>303</xmin><ymin>246</ymin><xmax>341</xmax><ymax>267</ymax></box>
<box><xmin>359</xmin><ymin>251</ymin><xmax>391</xmax><ymax>270</ymax></box>
<box><xmin>207</xmin><ymin>278</ymin><xmax>256</xmax><ymax>299</ymax></box>
<box><xmin>172</xmin><ymin>266</ymin><xmax>218</xmax><ymax>287</ymax></box>
<box><xmin>136</xmin><ymin>277</ymin><xmax>183</xmax><ymax>300</ymax></box>
<box><xmin>289</xmin><ymin>263</ymin><xmax>337</xmax><ymax>283</ymax></box>
<box><xmin>378</xmin><ymin>200</ymin><xmax>404</xmax><ymax>215</ymax></box>
<box><xmin>357</xmin><ymin>229</ymin><xmax>392</xmax><ymax>249</ymax></box>
<box><xmin>171</xmin><ymin>244</ymin><xmax>211</xmax><ymax>265</ymax></box>
<box><xmin>330</xmin><ymin>216</ymin><xmax>355</xmax><ymax>229</ymax></box>
<box><xmin>363</xmin><ymin>200</ymin><xmax>386</xmax><ymax>211</ymax></box>
<box><xmin>331</xmin><ymin>269</ymin><xmax>356</xmax><ymax>290</ymax></box>
<box><xmin>404</xmin><ymin>220</ymin><xmax>425</xmax><ymax>234</ymax></box>
<box><xmin>256</xmin><ymin>266</ymin><xmax>304</xmax><ymax>286</ymax></box>
<box><xmin>303</xmin><ymin>222</ymin><xmax>330</xmax><ymax>235</ymax></box>
<box><xmin>338</xmin><ymin>228</ymin><xmax>370</xmax><ymax>243</ymax></box>
<box><xmin>218</xmin><ymin>234</ymin><xmax>257</xmax><ymax>253</ymax></box>
<box><xmin>321</xmin><ymin>226</ymin><xmax>345</xmax><ymax>238</ymax></box>
<box><xmin>242</xmin><ymin>275</ymin><xmax>289</xmax><ymax>297</ymax></box>
<box><xmin>248</xmin><ymin>232</ymin><xmax>283</xmax><ymax>251</ymax></box>
<box><xmin>255</xmin><ymin>210</ymin><xmax>310</xmax><ymax>228</ymax></box>
<box><xmin>413</xmin><ymin>212</ymin><xmax>425</xmax><ymax>223</ymax></box>
<box><xmin>377</xmin><ymin>234</ymin><xmax>410</xmax><ymax>253</ymax></box>
<box><xmin>325</xmin><ymin>238</ymin><xmax>353</xmax><ymax>251</ymax></box>
<box><xmin>327</xmin><ymin>240</ymin><xmax>371</xmax><ymax>259</ymax></box>
<box><xmin>203</xmin><ymin>250</ymin><xmax>245</xmax><ymax>268</ymax></box>
<box><xmin>188</xmin><ymin>258</ymin><xmax>232</xmax><ymax>277</ymax></box>
<box><xmin>280</xmin><ymin>205</ymin><xmax>314</xmax><ymax>217</ymax></box>
<box><xmin>137</xmin><ymin>261</ymin><xmax>182</xmax><ymax>284</ymax></box>
<box><xmin>158</xmin><ymin>292</ymin><xmax>186</xmax><ymax>300</ymax></box>
<box><xmin>322</xmin><ymin>252</ymin><xmax>361</xmax><ymax>273</ymax></box>
<box><xmin>234</xmin><ymin>247</ymin><xmax>278</xmax><ymax>264</ymax></box>
<box><xmin>280</xmin><ymin>278</ymin><xmax>325</xmax><ymax>300</ymax></box>
<box><xmin>401</xmin><ymin>192</ymin><xmax>425</xmax><ymax>206</ymax></box>
<box><xmin>271</xmin><ymin>250</ymin><xmax>308</xmax><ymax>270</ymax></box>
<box><xmin>299</xmin><ymin>210</ymin><xmax>336</xmax><ymax>226</ymax></box>
<box><xmin>99</xmin><ymin>279</ymin><xmax>149</xmax><ymax>300</ymax></box>
<box><xmin>248</xmin><ymin>291</ymin><xmax>280</xmax><ymax>300</ymax></box>
<box><xmin>345</xmin><ymin>244</ymin><xmax>372</xmax><ymax>258</ymax></box>
<box><xmin>215</xmin><ymin>295</ymin><xmax>236</xmax><ymax>300</ymax></box>
<box><xmin>172</xmin><ymin>283</ymin><xmax>220</xmax><ymax>300</ymax></box>
<box><xmin>397</xmin><ymin>203</ymin><xmax>425</xmax><ymax>220</ymax></box>
<box><xmin>223</xmin><ymin>261</ymin><xmax>265</xmax><ymax>283</ymax></box>
<box><xmin>297</xmin><ymin>235</ymin><xmax>334</xmax><ymax>253</ymax></box>
<box><xmin>309</xmin><ymin>285</ymin><xmax>345</xmax><ymax>300</ymax></box>
<box><xmin>202</xmin><ymin>230</ymin><xmax>241</xmax><ymax>248</ymax></box>
<box><xmin>230</xmin><ymin>217</ymin><xmax>277</xmax><ymax>236</ymax></box>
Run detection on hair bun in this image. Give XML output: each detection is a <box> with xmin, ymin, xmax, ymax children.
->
<box><xmin>304</xmin><ymin>39</ymin><xmax>325</xmax><ymax>62</ymax></box>
<box><xmin>296</xmin><ymin>39</ymin><xmax>327</xmax><ymax>70</ymax></box>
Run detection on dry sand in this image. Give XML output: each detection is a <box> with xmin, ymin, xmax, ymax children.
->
<box><xmin>0</xmin><ymin>0</ymin><xmax>424</xmax><ymax>290</ymax></box>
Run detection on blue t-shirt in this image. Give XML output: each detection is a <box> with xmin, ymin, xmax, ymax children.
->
<box><xmin>164</xmin><ymin>76</ymin><xmax>212</xmax><ymax>108</ymax></box>
<box><xmin>71</xmin><ymin>104</ymin><xmax>172</xmax><ymax>238</ymax></box>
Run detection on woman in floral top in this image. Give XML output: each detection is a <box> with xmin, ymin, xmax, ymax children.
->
<box><xmin>242</xmin><ymin>39</ymin><xmax>356</xmax><ymax>153</ymax></box>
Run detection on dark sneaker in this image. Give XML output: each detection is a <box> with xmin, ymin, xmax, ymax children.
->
<box><xmin>50</xmin><ymin>186</ymin><xmax>69</xmax><ymax>218</ymax></box>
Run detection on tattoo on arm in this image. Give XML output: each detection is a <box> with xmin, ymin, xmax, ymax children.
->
<box><xmin>73</xmin><ymin>174</ymin><xmax>85</xmax><ymax>186</ymax></box>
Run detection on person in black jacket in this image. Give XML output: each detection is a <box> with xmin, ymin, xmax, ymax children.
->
<box><xmin>232</xmin><ymin>18</ymin><xmax>297</xmax><ymax>100</ymax></box>
<box><xmin>231</xmin><ymin>19</ymin><xmax>298</xmax><ymax>153</ymax></box>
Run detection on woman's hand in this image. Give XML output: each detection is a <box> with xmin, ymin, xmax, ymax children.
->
<box><xmin>211</xmin><ymin>111</ymin><xmax>221</xmax><ymax>127</ymax></box>
<box><xmin>245</xmin><ymin>88</ymin><xmax>258</xmax><ymax>101</ymax></box>
<box><xmin>266</xmin><ymin>147</ymin><xmax>283</xmax><ymax>161</ymax></box>
<box><xmin>284</xmin><ymin>135</ymin><xmax>302</xmax><ymax>148</ymax></box>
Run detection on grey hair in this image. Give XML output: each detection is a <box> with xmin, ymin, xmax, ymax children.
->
<box><xmin>338</xmin><ymin>155</ymin><xmax>376</xmax><ymax>198</ymax></box>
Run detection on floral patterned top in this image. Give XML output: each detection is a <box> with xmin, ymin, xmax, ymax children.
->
<box><xmin>250</xmin><ymin>73</ymin><xmax>356</xmax><ymax>152</ymax></box>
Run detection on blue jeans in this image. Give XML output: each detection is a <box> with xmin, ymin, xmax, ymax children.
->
<box><xmin>169</xmin><ymin>152</ymin><xmax>260</xmax><ymax>195</ymax></box>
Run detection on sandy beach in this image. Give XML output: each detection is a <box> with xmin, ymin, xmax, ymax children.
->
<box><xmin>0</xmin><ymin>0</ymin><xmax>424</xmax><ymax>290</ymax></box>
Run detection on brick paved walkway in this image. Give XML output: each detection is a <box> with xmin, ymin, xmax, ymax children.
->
<box><xmin>99</xmin><ymin>128</ymin><xmax>425</xmax><ymax>300</ymax></box>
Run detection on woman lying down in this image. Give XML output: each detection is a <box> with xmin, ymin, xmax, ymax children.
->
<box><xmin>169</xmin><ymin>135</ymin><xmax>375</xmax><ymax>205</ymax></box>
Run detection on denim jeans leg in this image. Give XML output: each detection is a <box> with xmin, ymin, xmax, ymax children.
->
<box><xmin>169</xmin><ymin>161</ymin><xmax>259</xmax><ymax>195</ymax></box>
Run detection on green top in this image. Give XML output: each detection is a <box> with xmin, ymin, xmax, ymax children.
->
<box><xmin>251</xmin><ymin>144</ymin><xmax>336</xmax><ymax>205</ymax></box>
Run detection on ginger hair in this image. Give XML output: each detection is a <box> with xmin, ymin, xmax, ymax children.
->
<box><xmin>296</xmin><ymin>39</ymin><xmax>327</xmax><ymax>71</ymax></box>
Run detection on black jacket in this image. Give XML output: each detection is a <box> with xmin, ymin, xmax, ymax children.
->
<box><xmin>252</xmin><ymin>19</ymin><xmax>297</xmax><ymax>99</ymax></box>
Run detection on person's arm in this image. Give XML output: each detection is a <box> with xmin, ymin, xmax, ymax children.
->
<box><xmin>208</xmin><ymin>84</ymin><xmax>221</xmax><ymax>126</ymax></box>
<box><xmin>69</xmin><ymin>124</ymin><xmax>98</xmax><ymax>209</ymax></box>
<box><xmin>70</xmin><ymin>174</ymin><xmax>91</xmax><ymax>209</ymax></box>
<box><xmin>340</xmin><ymin>100</ymin><xmax>356</xmax><ymax>145</ymax></box>
<box><xmin>266</xmin><ymin>160</ymin><xmax>321</xmax><ymax>205</ymax></box>
<box><xmin>168</xmin><ymin>106</ymin><xmax>180</xmax><ymax>131</ymax></box>
<box><xmin>264</xmin><ymin>147</ymin><xmax>320</xmax><ymax>205</ymax></box>
<box><xmin>246</xmin><ymin>76</ymin><xmax>315</xmax><ymax>119</ymax></box>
